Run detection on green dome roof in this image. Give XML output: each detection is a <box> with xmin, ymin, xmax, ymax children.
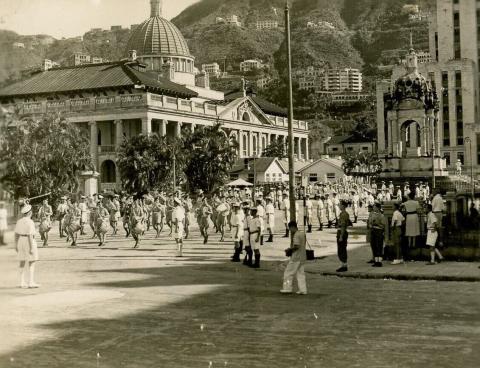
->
<box><xmin>126</xmin><ymin>16</ymin><xmax>192</xmax><ymax>58</ymax></box>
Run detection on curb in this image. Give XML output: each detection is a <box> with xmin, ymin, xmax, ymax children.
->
<box><xmin>306</xmin><ymin>270</ymin><xmax>480</xmax><ymax>282</ymax></box>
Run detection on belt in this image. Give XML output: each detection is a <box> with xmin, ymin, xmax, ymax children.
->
<box><xmin>433</xmin><ymin>211</ymin><xmax>443</xmax><ymax>214</ymax></box>
<box><xmin>17</xmin><ymin>234</ymin><xmax>30</xmax><ymax>237</ymax></box>
<box><xmin>406</xmin><ymin>212</ymin><xmax>417</xmax><ymax>215</ymax></box>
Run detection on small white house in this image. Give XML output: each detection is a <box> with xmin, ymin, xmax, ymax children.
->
<box><xmin>297</xmin><ymin>158</ymin><xmax>345</xmax><ymax>187</ymax></box>
<box><xmin>230</xmin><ymin>157</ymin><xmax>287</xmax><ymax>184</ymax></box>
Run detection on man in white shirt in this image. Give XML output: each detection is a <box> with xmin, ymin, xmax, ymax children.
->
<box><xmin>280</xmin><ymin>221</ymin><xmax>307</xmax><ymax>295</ymax></box>
<box><xmin>255</xmin><ymin>198</ymin><xmax>265</xmax><ymax>245</ymax></box>
<box><xmin>281</xmin><ymin>193</ymin><xmax>290</xmax><ymax>237</ymax></box>
<box><xmin>230</xmin><ymin>203</ymin><xmax>244</xmax><ymax>262</ymax></box>
<box><xmin>305</xmin><ymin>194</ymin><xmax>313</xmax><ymax>233</ymax></box>
<box><xmin>351</xmin><ymin>191</ymin><xmax>360</xmax><ymax>223</ymax></box>
<box><xmin>265</xmin><ymin>196</ymin><xmax>275</xmax><ymax>242</ymax></box>
<box><xmin>172</xmin><ymin>198</ymin><xmax>185</xmax><ymax>257</ymax></box>
<box><xmin>431</xmin><ymin>189</ymin><xmax>445</xmax><ymax>246</ymax></box>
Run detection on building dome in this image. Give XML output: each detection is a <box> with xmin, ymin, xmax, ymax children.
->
<box><xmin>126</xmin><ymin>16</ymin><xmax>191</xmax><ymax>57</ymax></box>
<box><xmin>125</xmin><ymin>0</ymin><xmax>195</xmax><ymax>85</ymax></box>
<box><xmin>391</xmin><ymin>48</ymin><xmax>437</xmax><ymax>109</ymax></box>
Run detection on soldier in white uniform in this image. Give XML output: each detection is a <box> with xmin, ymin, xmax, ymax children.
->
<box><xmin>255</xmin><ymin>198</ymin><xmax>265</xmax><ymax>245</ymax></box>
<box><xmin>305</xmin><ymin>194</ymin><xmax>313</xmax><ymax>233</ymax></box>
<box><xmin>172</xmin><ymin>198</ymin><xmax>185</xmax><ymax>257</ymax></box>
<box><xmin>230</xmin><ymin>203</ymin><xmax>244</xmax><ymax>262</ymax></box>
<box><xmin>265</xmin><ymin>196</ymin><xmax>275</xmax><ymax>243</ymax></box>
<box><xmin>56</xmin><ymin>196</ymin><xmax>69</xmax><ymax>238</ymax></box>
<box><xmin>242</xmin><ymin>205</ymin><xmax>253</xmax><ymax>266</ymax></box>
<box><xmin>351</xmin><ymin>190</ymin><xmax>360</xmax><ymax>223</ymax></box>
<box><xmin>325</xmin><ymin>193</ymin><xmax>335</xmax><ymax>228</ymax></box>
<box><xmin>316</xmin><ymin>195</ymin><xmax>325</xmax><ymax>231</ymax></box>
<box><xmin>248</xmin><ymin>207</ymin><xmax>262</xmax><ymax>268</ymax></box>
<box><xmin>78</xmin><ymin>196</ymin><xmax>89</xmax><ymax>235</ymax></box>
<box><xmin>332</xmin><ymin>192</ymin><xmax>341</xmax><ymax>227</ymax></box>
<box><xmin>281</xmin><ymin>193</ymin><xmax>290</xmax><ymax>237</ymax></box>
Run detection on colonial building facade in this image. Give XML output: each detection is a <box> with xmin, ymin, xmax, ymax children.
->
<box><xmin>0</xmin><ymin>0</ymin><xmax>309</xmax><ymax>193</ymax></box>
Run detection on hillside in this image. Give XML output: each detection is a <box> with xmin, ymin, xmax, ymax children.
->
<box><xmin>0</xmin><ymin>0</ymin><xmax>434</xmax><ymax>90</ymax></box>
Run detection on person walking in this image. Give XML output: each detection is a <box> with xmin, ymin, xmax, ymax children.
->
<box><xmin>78</xmin><ymin>196</ymin><xmax>89</xmax><ymax>235</ymax></box>
<box><xmin>14</xmin><ymin>204</ymin><xmax>40</xmax><ymax>288</ymax></box>
<box><xmin>172</xmin><ymin>198</ymin><xmax>185</xmax><ymax>257</ymax></box>
<box><xmin>95</xmin><ymin>198</ymin><xmax>110</xmax><ymax>247</ymax></box>
<box><xmin>280</xmin><ymin>221</ymin><xmax>307</xmax><ymax>295</ymax></box>
<box><xmin>391</xmin><ymin>202</ymin><xmax>405</xmax><ymax>265</ymax></box>
<box><xmin>426</xmin><ymin>204</ymin><xmax>444</xmax><ymax>265</ymax></box>
<box><xmin>56</xmin><ymin>196</ymin><xmax>69</xmax><ymax>238</ymax></box>
<box><xmin>370</xmin><ymin>202</ymin><xmax>387</xmax><ymax>267</ymax></box>
<box><xmin>336</xmin><ymin>201</ymin><xmax>352</xmax><ymax>272</ymax></box>
<box><xmin>37</xmin><ymin>199</ymin><xmax>53</xmax><ymax>247</ymax></box>
<box><xmin>431</xmin><ymin>189</ymin><xmax>445</xmax><ymax>246</ymax></box>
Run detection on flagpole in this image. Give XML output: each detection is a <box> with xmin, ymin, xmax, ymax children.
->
<box><xmin>285</xmin><ymin>2</ymin><xmax>296</xmax><ymax>224</ymax></box>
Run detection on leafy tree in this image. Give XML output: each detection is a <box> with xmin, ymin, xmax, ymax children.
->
<box><xmin>0</xmin><ymin>114</ymin><xmax>93</xmax><ymax>202</ymax></box>
<box><xmin>342</xmin><ymin>152</ymin><xmax>382</xmax><ymax>180</ymax></box>
<box><xmin>117</xmin><ymin>134</ymin><xmax>186</xmax><ymax>195</ymax></box>
<box><xmin>262</xmin><ymin>139</ymin><xmax>286</xmax><ymax>158</ymax></box>
<box><xmin>183</xmin><ymin>124</ymin><xmax>238</xmax><ymax>194</ymax></box>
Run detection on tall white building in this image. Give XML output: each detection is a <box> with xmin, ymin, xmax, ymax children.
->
<box><xmin>202</xmin><ymin>63</ymin><xmax>221</xmax><ymax>77</ymax></box>
<box><xmin>240</xmin><ymin>60</ymin><xmax>263</xmax><ymax>72</ymax></box>
<box><xmin>324</xmin><ymin>68</ymin><xmax>363</xmax><ymax>92</ymax></box>
<box><xmin>256</xmin><ymin>20</ymin><xmax>278</xmax><ymax>29</ymax></box>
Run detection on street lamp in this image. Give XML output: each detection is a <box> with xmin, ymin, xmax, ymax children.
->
<box><xmin>464</xmin><ymin>137</ymin><xmax>474</xmax><ymax>200</ymax></box>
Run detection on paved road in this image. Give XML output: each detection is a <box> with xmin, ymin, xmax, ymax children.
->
<box><xmin>0</xmin><ymin>216</ymin><xmax>479</xmax><ymax>368</ymax></box>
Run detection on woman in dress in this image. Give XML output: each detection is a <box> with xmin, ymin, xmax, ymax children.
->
<box><xmin>402</xmin><ymin>191</ymin><xmax>420</xmax><ymax>249</ymax></box>
<box><xmin>14</xmin><ymin>204</ymin><xmax>40</xmax><ymax>288</ymax></box>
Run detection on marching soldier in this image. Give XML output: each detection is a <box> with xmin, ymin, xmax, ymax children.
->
<box><xmin>316</xmin><ymin>195</ymin><xmax>325</xmax><ymax>231</ymax></box>
<box><xmin>255</xmin><ymin>198</ymin><xmax>265</xmax><ymax>245</ymax></box>
<box><xmin>351</xmin><ymin>190</ymin><xmax>360</xmax><ymax>223</ymax></box>
<box><xmin>281</xmin><ymin>193</ymin><xmax>290</xmax><ymax>238</ymax></box>
<box><xmin>95</xmin><ymin>196</ymin><xmax>110</xmax><ymax>247</ymax></box>
<box><xmin>248</xmin><ymin>207</ymin><xmax>262</xmax><ymax>268</ymax></box>
<box><xmin>78</xmin><ymin>196</ymin><xmax>89</xmax><ymax>235</ymax></box>
<box><xmin>172</xmin><ymin>198</ymin><xmax>185</xmax><ymax>257</ymax></box>
<box><xmin>38</xmin><ymin>199</ymin><xmax>53</xmax><ymax>247</ymax></box>
<box><xmin>56</xmin><ymin>196</ymin><xmax>69</xmax><ymax>238</ymax></box>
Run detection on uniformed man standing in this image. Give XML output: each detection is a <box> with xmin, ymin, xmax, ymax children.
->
<box><xmin>255</xmin><ymin>198</ymin><xmax>265</xmax><ymax>245</ymax></box>
<box><xmin>249</xmin><ymin>207</ymin><xmax>262</xmax><ymax>268</ymax></box>
<box><xmin>230</xmin><ymin>203</ymin><xmax>244</xmax><ymax>262</ymax></box>
<box><xmin>281</xmin><ymin>193</ymin><xmax>290</xmax><ymax>238</ymax></box>
<box><xmin>265</xmin><ymin>196</ymin><xmax>275</xmax><ymax>243</ymax></box>
<box><xmin>56</xmin><ymin>196</ymin><xmax>69</xmax><ymax>238</ymax></box>
<box><xmin>316</xmin><ymin>195</ymin><xmax>325</xmax><ymax>231</ymax></box>
<box><xmin>336</xmin><ymin>200</ymin><xmax>352</xmax><ymax>272</ymax></box>
<box><xmin>351</xmin><ymin>190</ymin><xmax>360</xmax><ymax>223</ymax></box>
<box><xmin>305</xmin><ymin>194</ymin><xmax>313</xmax><ymax>233</ymax></box>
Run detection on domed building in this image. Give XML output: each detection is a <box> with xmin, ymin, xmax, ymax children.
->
<box><xmin>0</xmin><ymin>0</ymin><xmax>310</xmax><ymax>194</ymax></box>
<box><xmin>126</xmin><ymin>0</ymin><xmax>196</xmax><ymax>86</ymax></box>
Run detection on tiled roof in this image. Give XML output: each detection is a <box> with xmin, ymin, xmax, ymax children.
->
<box><xmin>230</xmin><ymin>157</ymin><xmax>286</xmax><ymax>174</ymax></box>
<box><xmin>0</xmin><ymin>61</ymin><xmax>197</xmax><ymax>99</ymax></box>
<box><xmin>278</xmin><ymin>159</ymin><xmax>312</xmax><ymax>173</ymax></box>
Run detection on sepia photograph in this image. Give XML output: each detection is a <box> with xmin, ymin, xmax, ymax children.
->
<box><xmin>0</xmin><ymin>0</ymin><xmax>479</xmax><ymax>367</ymax></box>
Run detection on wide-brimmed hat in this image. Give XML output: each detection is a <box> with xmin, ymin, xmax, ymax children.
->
<box><xmin>21</xmin><ymin>204</ymin><xmax>32</xmax><ymax>214</ymax></box>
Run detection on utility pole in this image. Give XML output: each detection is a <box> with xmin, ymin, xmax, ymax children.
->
<box><xmin>285</xmin><ymin>2</ymin><xmax>296</xmax><ymax>224</ymax></box>
<box><xmin>173</xmin><ymin>150</ymin><xmax>176</xmax><ymax>193</ymax></box>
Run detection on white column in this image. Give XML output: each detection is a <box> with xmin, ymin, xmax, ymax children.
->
<box><xmin>114</xmin><ymin>119</ymin><xmax>123</xmax><ymax>150</ymax></box>
<box><xmin>238</xmin><ymin>130</ymin><xmax>244</xmax><ymax>158</ymax></box>
<box><xmin>142</xmin><ymin>117</ymin><xmax>152</xmax><ymax>135</ymax></box>
<box><xmin>175</xmin><ymin>122</ymin><xmax>182</xmax><ymax>137</ymax></box>
<box><xmin>304</xmin><ymin>138</ymin><xmax>309</xmax><ymax>160</ymax></box>
<box><xmin>89</xmin><ymin>121</ymin><xmax>98</xmax><ymax>170</ymax></box>
<box><xmin>191</xmin><ymin>123</ymin><xmax>196</xmax><ymax>133</ymax></box>
<box><xmin>296</xmin><ymin>137</ymin><xmax>301</xmax><ymax>159</ymax></box>
<box><xmin>160</xmin><ymin>119</ymin><xmax>167</xmax><ymax>137</ymax></box>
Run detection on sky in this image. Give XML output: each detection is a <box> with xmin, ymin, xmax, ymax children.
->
<box><xmin>0</xmin><ymin>0</ymin><xmax>199</xmax><ymax>38</ymax></box>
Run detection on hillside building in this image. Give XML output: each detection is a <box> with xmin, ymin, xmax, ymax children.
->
<box><xmin>12</xmin><ymin>42</ymin><xmax>25</xmax><ymax>49</ymax></box>
<box><xmin>255</xmin><ymin>20</ymin><xmax>278</xmax><ymax>29</ymax></box>
<box><xmin>240</xmin><ymin>59</ymin><xmax>263</xmax><ymax>72</ymax></box>
<box><xmin>201</xmin><ymin>63</ymin><xmax>221</xmax><ymax>77</ymax></box>
<box><xmin>324</xmin><ymin>135</ymin><xmax>377</xmax><ymax>157</ymax></box>
<box><xmin>111</xmin><ymin>25</ymin><xmax>123</xmax><ymax>31</ymax></box>
<box><xmin>0</xmin><ymin>0</ymin><xmax>309</xmax><ymax>194</ymax></box>
<box><xmin>324</xmin><ymin>68</ymin><xmax>363</xmax><ymax>92</ymax></box>
<box><xmin>69</xmin><ymin>53</ymin><xmax>105</xmax><ymax>67</ymax></box>
<box><xmin>43</xmin><ymin>59</ymin><xmax>60</xmax><ymax>71</ymax></box>
<box><xmin>330</xmin><ymin>92</ymin><xmax>370</xmax><ymax>104</ymax></box>
<box><xmin>225</xmin><ymin>15</ymin><xmax>241</xmax><ymax>27</ymax></box>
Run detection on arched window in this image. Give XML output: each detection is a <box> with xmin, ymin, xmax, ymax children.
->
<box><xmin>101</xmin><ymin>160</ymin><xmax>116</xmax><ymax>183</ymax></box>
<box><xmin>242</xmin><ymin>112</ymin><xmax>250</xmax><ymax>122</ymax></box>
<box><xmin>252</xmin><ymin>136</ymin><xmax>257</xmax><ymax>156</ymax></box>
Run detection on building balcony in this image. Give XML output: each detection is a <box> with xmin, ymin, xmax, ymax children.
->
<box><xmin>6</xmin><ymin>92</ymin><xmax>309</xmax><ymax>132</ymax></box>
<box><xmin>98</xmin><ymin>145</ymin><xmax>116</xmax><ymax>154</ymax></box>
